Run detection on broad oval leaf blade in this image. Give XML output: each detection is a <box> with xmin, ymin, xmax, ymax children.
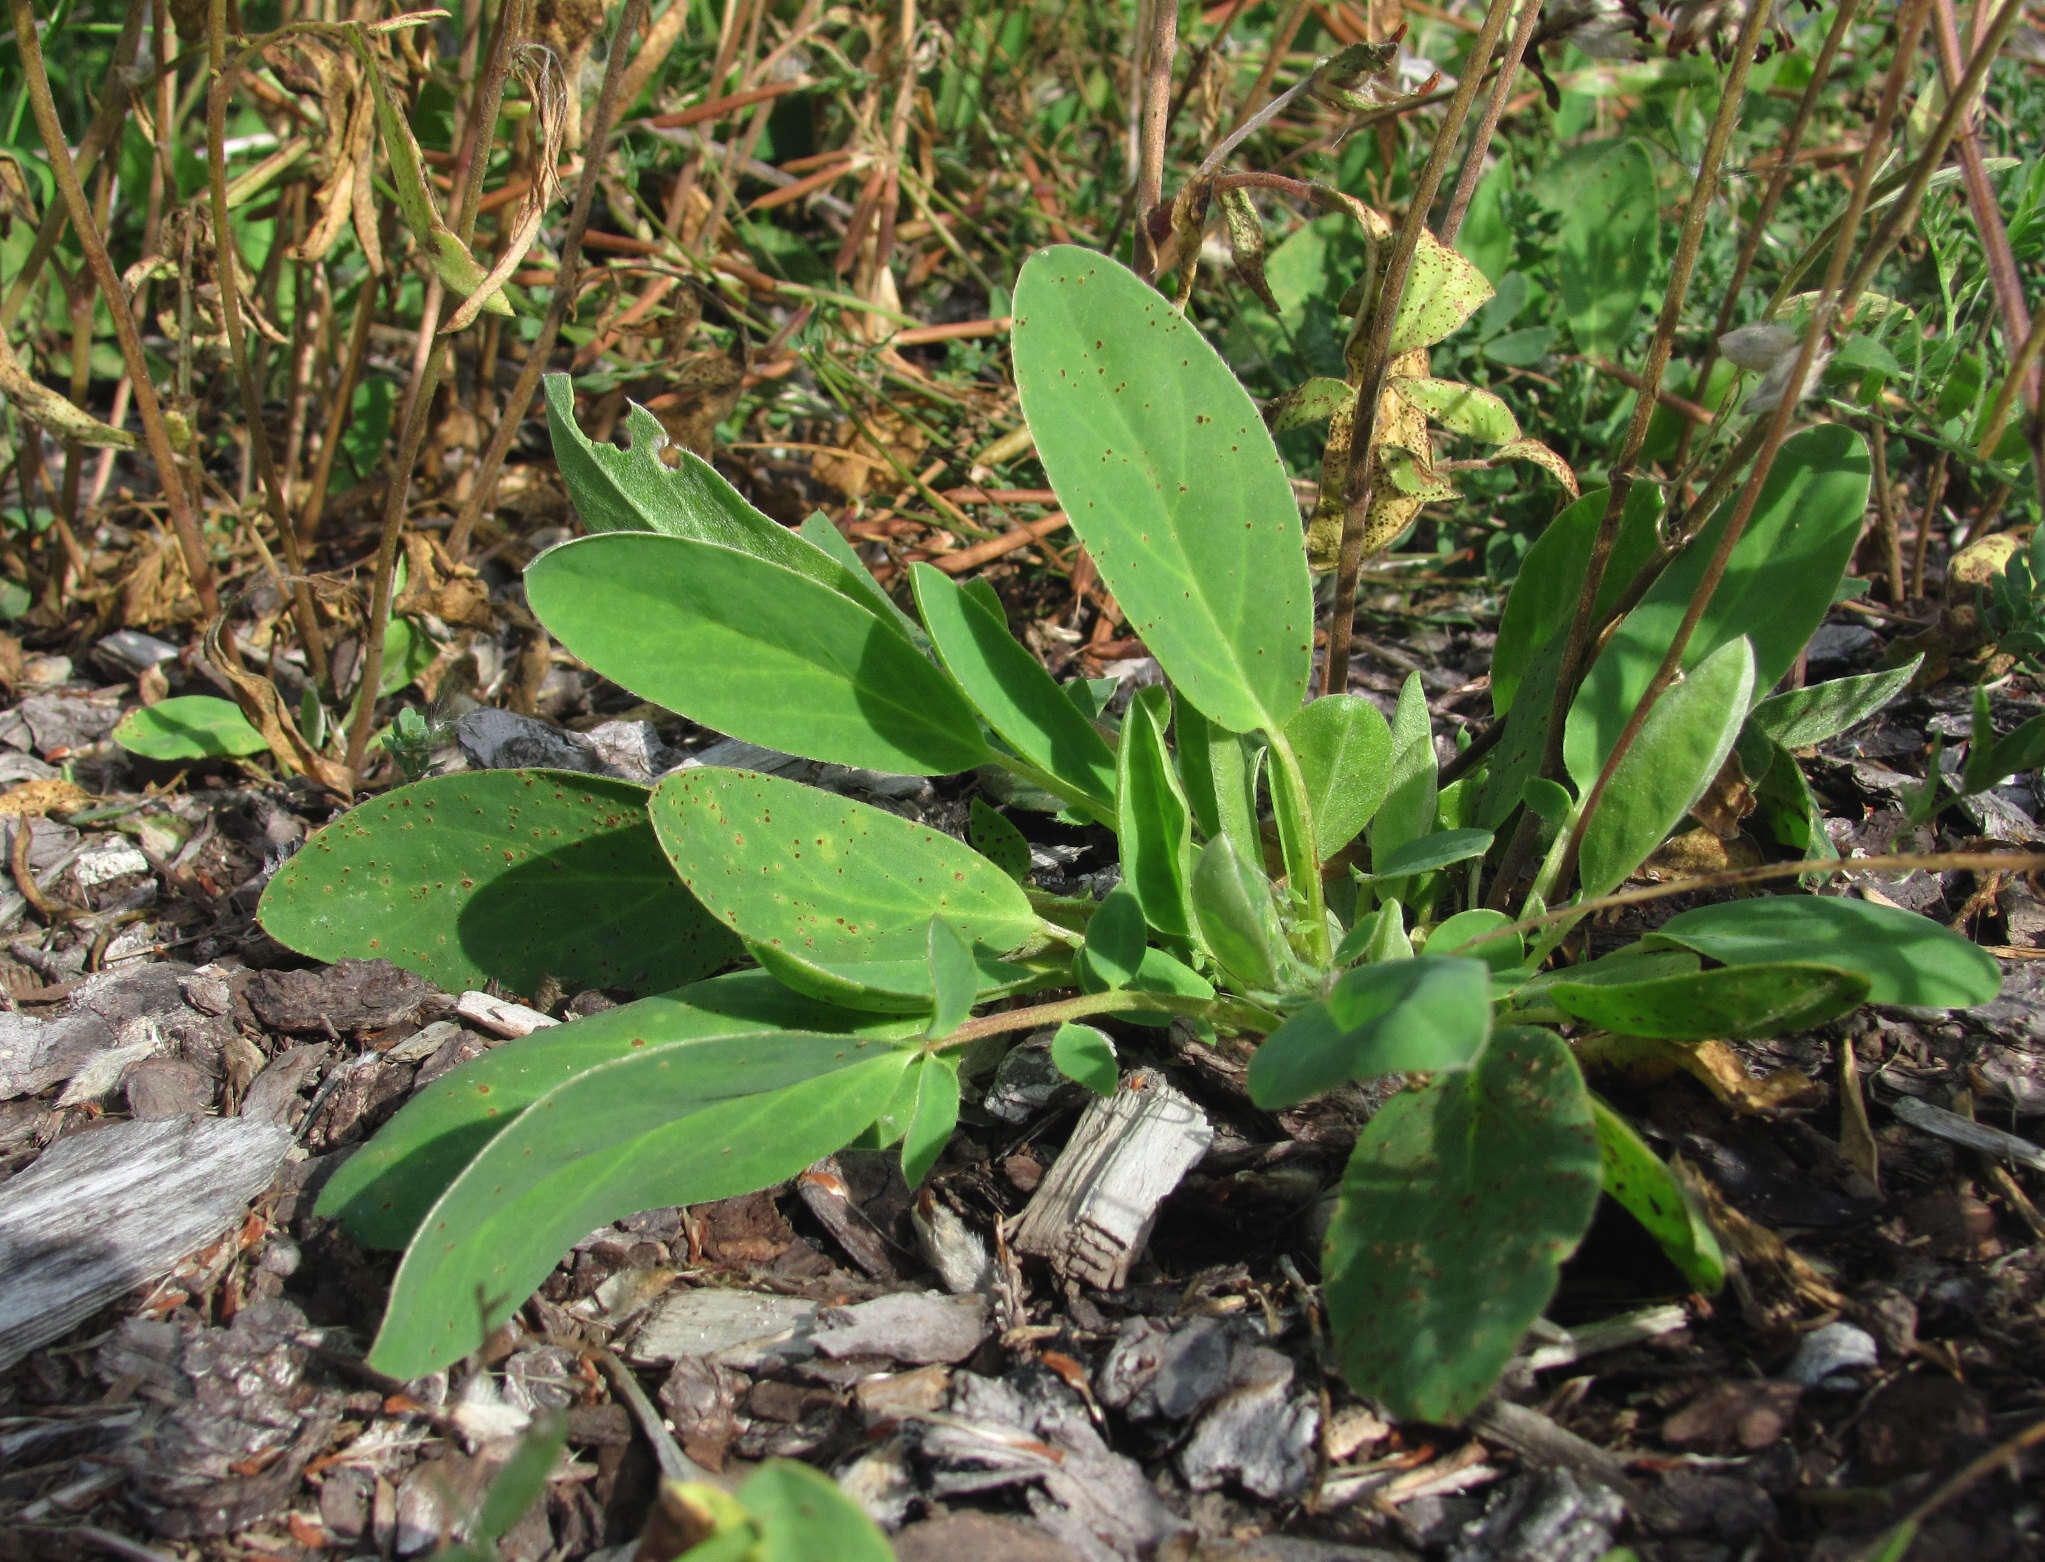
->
<box><xmin>1548</xmin><ymin>960</ymin><xmax>1870</xmax><ymax>1038</ymax></box>
<box><xmin>257</xmin><ymin>770</ymin><xmax>738</xmax><ymax>997</ymax></box>
<box><xmin>370</xmin><ymin>1036</ymin><xmax>913</xmax><ymax>1378</ymax></box>
<box><xmin>1285</xmin><ymin>694</ymin><xmax>1393</xmax><ymax>858</ymax></box>
<box><xmin>1247</xmin><ymin>956</ymin><xmax>1492</xmax><ymax>1109</ymax></box>
<box><xmin>1012</xmin><ymin>245</ymin><xmax>1313</xmax><ymax>734</ymax></box>
<box><xmin>526</xmin><ymin>533</ymin><xmax>989</xmax><ymax>776</ymax></box>
<box><xmin>314</xmin><ymin>972</ymin><xmax>914</xmax><ymax>1248</ymax></box>
<box><xmin>545</xmin><ymin>375</ymin><xmax>883</xmax><ymax>611</ymax></box>
<box><xmin>1650</xmin><ymin>896</ymin><xmax>2001</xmax><ymax>1009</ymax></box>
<box><xmin>1323</xmin><ymin>1025</ymin><xmax>1601</xmax><ymax>1423</ymax></box>
<box><xmin>113</xmin><ymin>695</ymin><xmax>268</xmax><ymax>760</ymax></box>
<box><xmin>650</xmin><ymin>766</ymin><xmax>1040</xmax><ymax>963</ymax></box>
<box><xmin>1565</xmin><ymin>425</ymin><xmax>1870</xmax><ymax>785</ymax></box>
<box><xmin>1577</xmin><ymin>636</ymin><xmax>1754</xmax><ymax>903</ymax></box>
<box><xmin>1190</xmin><ymin>835</ymin><xmax>1285</xmax><ymax>993</ymax></box>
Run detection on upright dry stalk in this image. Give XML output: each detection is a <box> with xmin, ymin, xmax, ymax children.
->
<box><xmin>1320</xmin><ymin>0</ymin><xmax>1517</xmax><ymax>698</ymax></box>
<box><xmin>10</xmin><ymin>0</ymin><xmax>219</xmax><ymax>617</ymax></box>
<box><xmin>206</xmin><ymin>0</ymin><xmax>331</xmax><ymax>686</ymax></box>
<box><xmin>1131</xmin><ymin>0</ymin><xmax>1178</xmax><ymax>278</ymax></box>
<box><xmin>445</xmin><ymin>0</ymin><xmax>653</xmax><ymax>560</ymax></box>
<box><xmin>1510</xmin><ymin>0</ymin><xmax>1778</xmax><ymax>859</ymax></box>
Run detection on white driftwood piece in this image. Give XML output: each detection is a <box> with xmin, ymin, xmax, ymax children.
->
<box><xmin>1012</xmin><ymin>1070</ymin><xmax>1213</xmax><ymax>1288</ymax></box>
<box><xmin>0</xmin><ymin>1115</ymin><xmax>294</xmax><ymax>1369</ymax></box>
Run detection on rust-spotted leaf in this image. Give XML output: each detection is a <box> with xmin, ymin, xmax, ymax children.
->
<box><xmin>1013</xmin><ymin>246</ymin><xmax>1313</xmax><ymax>735</ymax></box>
<box><xmin>257</xmin><ymin>770</ymin><xmax>737</xmax><ymax>997</ymax></box>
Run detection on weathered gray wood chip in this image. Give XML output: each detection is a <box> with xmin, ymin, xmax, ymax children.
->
<box><xmin>813</xmin><ymin>1291</ymin><xmax>990</xmax><ymax>1364</ymax></box>
<box><xmin>1011</xmin><ymin>1070</ymin><xmax>1213</xmax><ymax>1289</ymax></box>
<box><xmin>0</xmin><ymin>1114</ymin><xmax>295</xmax><ymax>1369</ymax></box>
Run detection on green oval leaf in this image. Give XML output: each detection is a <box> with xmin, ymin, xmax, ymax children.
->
<box><xmin>1565</xmin><ymin>425</ymin><xmax>1870</xmax><ymax>785</ymax></box>
<box><xmin>369</xmin><ymin>1036</ymin><xmax>912</xmax><ymax>1377</ymax></box>
<box><xmin>1366</xmin><ymin>827</ymin><xmax>1494</xmax><ymax>883</ymax></box>
<box><xmin>1190</xmin><ymin>835</ymin><xmax>1284</xmax><ymax>992</ymax></box>
<box><xmin>1389</xmin><ymin>376</ymin><xmax>1519</xmax><ymax>443</ymax></box>
<box><xmin>1247</xmin><ymin>956</ymin><xmax>1492</xmax><ymax>1109</ymax></box>
<box><xmin>738</xmin><ymin>1461</ymin><xmax>897</xmax><ymax>1562</ymax></box>
<box><xmin>545</xmin><ymin>375</ymin><xmax>885</xmax><ymax>612</ymax></box>
<box><xmin>314</xmin><ymin>972</ymin><xmax>912</xmax><ymax>1248</ymax></box>
<box><xmin>113</xmin><ymin>695</ymin><xmax>268</xmax><ymax>760</ymax></box>
<box><xmin>257</xmin><ymin>770</ymin><xmax>739</xmax><ymax>997</ymax></box>
<box><xmin>1367</xmin><ymin>674</ymin><xmax>1439</xmax><ymax>896</ymax></box>
<box><xmin>1286</xmin><ymin>694</ymin><xmax>1393</xmax><ymax>858</ymax></box>
<box><xmin>1548</xmin><ymin>960</ymin><xmax>1871</xmax><ymax>1038</ymax></box>
<box><xmin>967</xmin><ymin>798</ymin><xmax>1031</xmax><ymax>883</ymax></box>
<box><xmin>898</xmin><ymin>1054</ymin><xmax>961</xmax><ymax>1186</ymax></box>
<box><xmin>1592</xmin><ymin>1097</ymin><xmax>1725</xmax><ymax>1293</ymax></box>
<box><xmin>1076</xmin><ymin>884</ymin><xmax>1148</xmax><ymax>990</ymax></box>
<box><xmin>1540</xmin><ymin>139</ymin><xmax>1659</xmax><ymax>360</ymax></box>
<box><xmin>1425</xmin><ymin>908</ymin><xmax>1522</xmax><ymax>973</ymax></box>
<box><xmin>1013</xmin><ymin>245</ymin><xmax>1313</xmax><ymax>734</ymax></box>
<box><xmin>1492</xmin><ymin>483</ymin><xmax>1663</xmax><ymax>721</ymax></box>
<box><xmin>910</xmin><ymin>562</ymin><xmax>1117</xmax><ymax>815</ymax></box>
<box><xmin>1577</xmin><ymin>636</ymin><xmax>1755</xmax><ymax>903</ymax></box>
<box><xmin>1116</xmin><ymin>685</ymin><xmax>1195</xmax><ymax>941</ymax></box>
<box><xmin>1051</xmin><ymin>1022</ymin><xmax>1119</xmax><ymax>1096</ymax></box>
<box><xmin>526</xmin><ymin>534</ymin><xmax>989</xmax><ymax>776</ymax></box>
<box><xmin>1389</xmin><ymin>233</ymin><xmax>1496</xmax><ymax>356</ymax></box>
<box><xmin>1747</xmin><ymin>656</ymin><xmax>1923</xmax><ymax>751</ymax></box>
<box><xmin>650</xmin><ymin>766</ymin><xmax>1039</xmax><ymax>965</ymax></box>
<box><xmin>1651</xmin><ymin>896</ymin><xmax>2001</xmax><ymax>1009</ymax></box>
<box><xmin>1323</xmin><ymin>1025</ymin><xmax>1601</xmax><ymax>1423</ymax></box>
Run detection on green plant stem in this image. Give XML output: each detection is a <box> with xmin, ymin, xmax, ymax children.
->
<box><xmin>206</xmin><ymin>0</ymin><xmax>331</xmax><ymax>691</ymax></box>
<box><xmin>10</xmin><ymin>0</ymin><xmax>219</xmax><ymax>619</ymax></box>
<box><xmin>1262</xmin><ymin>727</ymin><xmax>1330</xmax><ymax>964</ymax></box>
<box><xmin>1321</xmin><ymin>0</ymin><xmax>1515</xmax><ymax>701</ymax></box>
<box><xmin>935</xmin><ymin>987</ymin><xmax>1282</xmax><ymax>1053</ymax></box>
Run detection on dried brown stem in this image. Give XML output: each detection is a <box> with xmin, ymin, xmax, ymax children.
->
<box><xmin>447</xmin><ymin>0</ymin><xmax>653</xmax><ymax>561</ymax></box>
<box><xmin>1321</xmin><ymin>0</ymin><xmax>1517</xmax><ymax>699</ymax></box>
<box><xmin>10</xmin><ymin>0</ymin><xmax>219</xmax><ymax>618</ymax></box>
